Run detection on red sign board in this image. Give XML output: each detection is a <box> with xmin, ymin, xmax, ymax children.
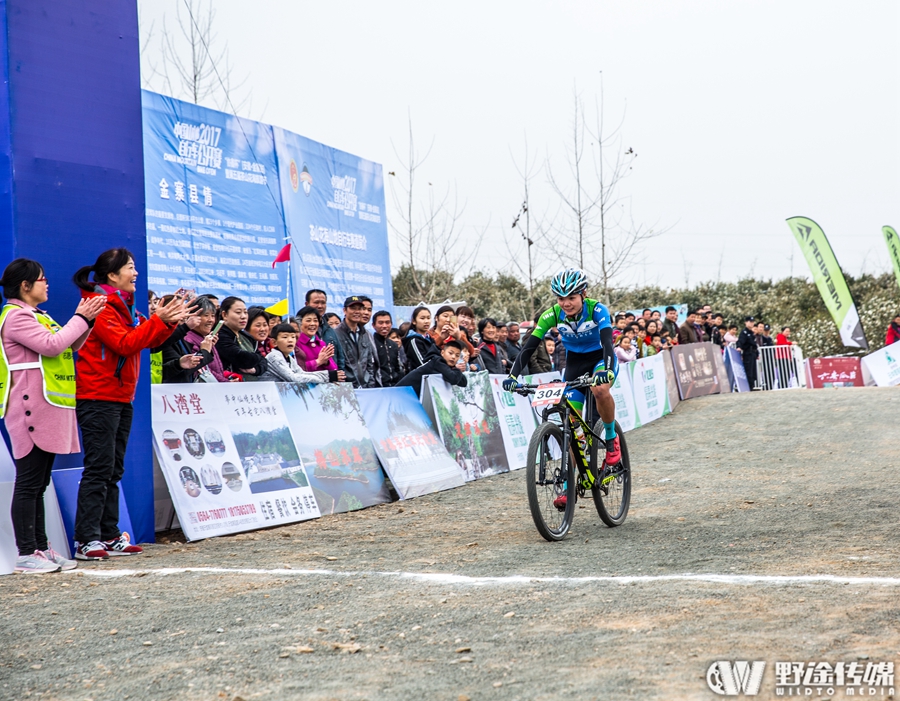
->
<box><xmin>805</xmin><ymin>357</ymin><xmax>863</xmax><ymax>388</ymax></box>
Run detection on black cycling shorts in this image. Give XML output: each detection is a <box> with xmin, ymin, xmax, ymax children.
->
<box><xmin>563</xmin><ymin>349</ymin><xmax>617</xmax><ymax>382</ymax></box>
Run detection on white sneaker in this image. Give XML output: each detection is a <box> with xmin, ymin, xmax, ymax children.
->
<box><xmin>15</xmin><ymin>551</ymin><xmax>61</xmax><ymax>574</ymax></box>
<box><xmin>42</xmin><ymin>544</ymin><xmax>77</xmax><ymax>571</ymax></box>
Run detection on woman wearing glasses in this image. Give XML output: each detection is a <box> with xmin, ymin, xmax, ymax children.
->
<box><xmin>0</xmin><ymin>259</ymin><xmax>106</xmax><ymax>573</ymax></box>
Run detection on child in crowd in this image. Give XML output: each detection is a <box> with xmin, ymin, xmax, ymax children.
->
<box><xmin>635</xmin><ymin>326</ymin><xmax>648</xmax><ymax>354</ymax></box>
<box><xmin>623</xmin><ymin>323</ymin><xmax>638</xmax><ymax>343</ymax></box>
<box><xmin>544</xmin><ymin>337</ymin><xmax>557</xmax><ymax>371</ymax></box>
<box><xmin>259</xmin><ymin>323</ymin><xmax>342</xmax><ymax>384</ymax></box>
<box><xmin>612</xmin><ymin>314</ymin><xmax>627</xmax><ymax>341</ymax></box>
<box><xmin>395</xmin><ymin>339</ymin><xmax>468</xmax><ymax>398</ymax></box>
<box><xmin>614</xmin><ymin>334</ymin><xmax>637</xmax><ymax>363</ymax></box>
<box><xmin>389</xmin><ymin>327</ymin><xmax>408</xmax><ymax>373</ymax></box>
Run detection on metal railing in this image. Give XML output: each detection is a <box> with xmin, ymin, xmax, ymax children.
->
<box><xmin>756</xmin><ymin>344</ymin><xmax>806</xmax><ymax>390</ymax></box>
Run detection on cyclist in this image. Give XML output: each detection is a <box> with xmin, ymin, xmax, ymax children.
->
<box><xmin>502</xmin><ymin>268</ymin><xmax>620</xmax><ymax>507</ymax></box>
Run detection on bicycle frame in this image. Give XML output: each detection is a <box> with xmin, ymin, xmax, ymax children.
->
<box><xmin>538</xmin><ymin>380</ymin><xmax>602</xmax><ymax>477</ymax></box>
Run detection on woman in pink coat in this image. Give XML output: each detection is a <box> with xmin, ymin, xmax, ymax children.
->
<box><xmin>293</xmin><ymin>305</ymin><xmax>339</xmax><ymax>374</ymax></box>
<box><xmin>0</xmin><ymin>259</ymin><xmax>105</xmax><ymax>573</ymax></box>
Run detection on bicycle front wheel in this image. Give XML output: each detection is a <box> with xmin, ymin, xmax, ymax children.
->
<box><xmin>591</xmin><ymin>420</ymin><xmax>632</xmax><ymax>527</ymax></box>
<box><xmin>525</xmin><ymin>421</ymin><xmax>576</xmax><ymax>542</ymax></box>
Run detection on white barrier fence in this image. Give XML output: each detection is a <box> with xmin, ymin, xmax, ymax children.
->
<box><xmin>756</xmin><ymin>345</ymin><xmax>806</xmax><ymax>391</ymax></box>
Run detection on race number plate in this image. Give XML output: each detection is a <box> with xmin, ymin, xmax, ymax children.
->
<box><xmin>531</xmin><ymin>382</ymin><xmax>566</xmax><ymax>407</ymax></box>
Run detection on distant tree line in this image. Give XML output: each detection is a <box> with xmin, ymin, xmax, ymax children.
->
<box><xmin>393</xmin><ymin>268</ymin><xmax>899</xmax><ymax>358</ymax></box>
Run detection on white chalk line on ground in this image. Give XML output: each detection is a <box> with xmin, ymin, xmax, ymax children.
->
<box><xmin>70</xmin><ymin>567</ymin><xmax>900</xmax><ymax>587</ymax></box>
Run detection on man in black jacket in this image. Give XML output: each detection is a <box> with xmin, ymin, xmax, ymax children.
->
<box><xmin>662</xmin><ymin>305</ymin><xmax>680</xmax><ymax>340</ymax></box>
<box><xmin>505</xmin><ymin>322</ymin><xmax>522</xmax><ymax>365</ymax></box>
<box><xmin>396</xmin><ymin>340</ymin><xmax>468</xmax><ymax>398</ymax></box>
<box><xmin>334</xmin><ymin>295</ymin><xmax>378</xmax><ymax>388</ymax></box>
<box><xmin>736</xmin><ymin>316</ymin><xmax>760</xmax><ymax>390</ymax></box>
<box><xmin>371</xmin><ymin>310</ymin><xmax>403</xmax><ymax>387</ymax></box>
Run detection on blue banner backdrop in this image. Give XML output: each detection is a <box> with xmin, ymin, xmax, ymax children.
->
<box><xmin>274</xmin><ymin>127</ymin><xmax>392</xmax><ymax>315</ymax></box>
<box><xmin>142</xmin><ymin>92</ymin><xmax>288</xmax><ymax>306</ymax></box>
<box><xmin>0</xmin><ymin>2</ymin><xmax>156</xmax><ymax>542</ymax></box>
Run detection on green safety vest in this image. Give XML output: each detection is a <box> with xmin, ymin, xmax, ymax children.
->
<box><xmin>150</xmin><ymin>351</ymin><xmax>163</xmax><ymax>384</ymax></box>
<box><xmin>0</xmin><ymin>304</ymin><xmax>77</xmax><ymax>418</ymax></box>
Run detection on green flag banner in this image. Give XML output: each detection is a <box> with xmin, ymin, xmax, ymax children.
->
<box><xmin>883</xmin><ymin>226</ymin><xmax>900</xmax><ymax>292</ymax></box>
<box><xmin>786</xmin><ymin>216</ymin><xmax>868</xmax><ymax>350</ymax></box>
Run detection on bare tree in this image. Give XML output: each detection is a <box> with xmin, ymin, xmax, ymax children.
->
<box><xmin>547</xmin><ymin>90</ymin><xmax>597</xmax><ymax>272</ymax></box>
<box><xmin>548</xmin><ymin>79</ymin><xmax>664</xmax><ymax>305</ymax></box>
<box><xmin>507</xmin><ymin>137</ymin><xmax>554</xmax><ymax>320</ymax></box>
<box><xmin>140</xmin><ymin>0</ymin><xmax>250</xmax><ymax>114</ymax></box>
<box><xmin>388</xmin><ymin>114</ymin><xmax>474</xmax><ymax>303</ymax></box>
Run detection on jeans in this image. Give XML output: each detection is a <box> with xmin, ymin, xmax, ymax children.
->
<box><xmin>74</xmin><ymin>400</ymin><xmax>133</xmax><ymax>543</ymax></box>
<box><xmin>11</xmin><ymin>446</ymin><xmax>55</xmax><ymax>555</ymax></box>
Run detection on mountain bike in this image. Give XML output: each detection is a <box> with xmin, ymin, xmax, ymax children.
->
<box><xmin>514</xmin><ymin>374</ymin><xmax>631</xmax><ymax>542</ymax></box>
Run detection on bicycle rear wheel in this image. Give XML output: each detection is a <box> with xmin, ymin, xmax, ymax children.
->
<box><xmin>525</xmin><ymin>421</ymin><xmax>575</xmax><ymax>541</ymax></box>
<box><xmin>590</xmin><ymin>420</ymin><xmax>631</xmax><ymax>527</ymax></box>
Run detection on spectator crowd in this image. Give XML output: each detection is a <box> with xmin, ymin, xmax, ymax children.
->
<box><xmin>4</xmin><ymin>246</ymin><xmax>898</xmax><ymax>574</ymax></box>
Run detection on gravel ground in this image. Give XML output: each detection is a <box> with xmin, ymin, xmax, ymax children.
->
<box><xmin>2</xmin><ymin>387</ymin><xmax>899</xmax><ymax>700</ymax></box>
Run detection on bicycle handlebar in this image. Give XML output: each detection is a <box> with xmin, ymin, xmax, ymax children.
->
<box><xmin>513</xmin><ymin>373</ymin><xmax>594</xmax><ymax>396</ymax></box>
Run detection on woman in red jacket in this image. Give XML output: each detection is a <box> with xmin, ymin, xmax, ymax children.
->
<box><xmin>887</xmin><ymin>314</ymin><xmax>900</xmax><ymax>347</ymax></box>
<box><xmin>71</xmin><ymin>249</ymin><xmax>187</xmax><ymax>561</ymax></box>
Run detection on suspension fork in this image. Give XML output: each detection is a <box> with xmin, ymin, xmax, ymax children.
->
<box><xmin>537</xmin><ymin>404</ymin><xmax>570</xmax><ymax>485</ymax></box>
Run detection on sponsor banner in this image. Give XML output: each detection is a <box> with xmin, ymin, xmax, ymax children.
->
<box><xmin>724</xmin><ymin>346</ymin><xmax>751</xmax><ymax>392</ymax></box>
<box><xmin>660</xmin><ymin>350</ymin><xmax>681</xmax><ymax>412</ymax></box>
<box><xmin>355</xmin><ymin>387</ymin><xmax>464</xmax><ymax>499</ymax></box>
<box><xmin>712</xmin><ymin>348</ymin><xmax>731</xmax><ymax>392</ymax></box>
<box><xmin>141</xmin><ymin>91</ymin><xmax>288</xmax><ymax>306</ymax></box>
<box><xmin>671</xmin><ymin>342</ymin><xmax>723</xmax><ymax>400</ymax></box>
<box><xmin>804</xmin><ymin>357</ymin><xmax>864</xmax><ymax>388</ymax></box>
<box><xmin>610</xmin><ymin>365</ymin><xmax>638</xmax><ymax>432</ymax></box>
<box><xmin>860</xmin><ymin>345</ymin><xmax>900</xmax><ymax>387</ymax></box>
<box><xmin>274</xmin><ymin>127</ymin><xmax>392</xmax><ymax>314</ymax></box>
<box><xmin>884</xmin><ymin>226</ymin><xmax>900</xmax><ymax>291</ymax></box>
<box><xmin>629</xmin><ymin>354</ymin><xmax>670</xmax><ymax>426</ymax></box>
<box><xmin>786</xmin><ymin>216</ymin><xmax>868</xmax><ymax>349</ymax></box>
<box><xmin>151</xmin><ymin>384</ymin><xmax>320</xmax><ymax>541</ymax></box>
<box><xmin>278</xmin><ymin>383</ymin><xmax>391</xmax><ymax>515</ymax></box>
<box><xmin>489</xmin><ymin>375</ymin><xmax>538</xmax><ymax>469</ymax></box>
<box><xmin>424</xmin><ymin>371</ymin><xmax>510</xmax><ymax>481</ymax></box>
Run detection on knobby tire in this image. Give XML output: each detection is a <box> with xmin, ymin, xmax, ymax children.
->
<box><xmin>525</xmin><ymin>421</ymin><xmax>575</xmax><ymax>542</ymax></box>
<box><xmin>590</xmin><ymin>419</ymin><xmax>632</xmax><ymax>527</ymax></box>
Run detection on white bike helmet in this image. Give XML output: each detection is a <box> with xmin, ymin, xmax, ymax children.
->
<box><xmin>550</xmin><ymin>267</ymin><xmax>589</xmax><ymax>297</ymax></box>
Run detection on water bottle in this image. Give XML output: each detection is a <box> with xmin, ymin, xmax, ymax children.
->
<box><xmin>572</xmin><ymin>422</ymin><xmax>587</xmax><ymax>456</ymax></box>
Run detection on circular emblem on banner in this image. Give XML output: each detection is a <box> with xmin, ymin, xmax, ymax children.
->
<box><xmin>289</xmin><ymin>159</ymin><xmax>299</xmax><ymax>192</ymax></box>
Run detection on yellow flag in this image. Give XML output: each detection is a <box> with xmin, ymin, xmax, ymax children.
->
<box><xmin>265</xmin><ymin>299</ymin><xmax>289</xmax><ymax>317</ymax></box>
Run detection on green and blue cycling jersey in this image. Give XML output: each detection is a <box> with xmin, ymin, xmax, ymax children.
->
<box><xmin>509</xmin><ymin>298</ymin><xmax>618</xmax><ymax>413</ymax></box>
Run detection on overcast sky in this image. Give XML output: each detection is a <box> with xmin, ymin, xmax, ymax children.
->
<box><xmin>138</xmin><ymin>0</ymin><xmax>899</xmax><ymax>289</ymax></box>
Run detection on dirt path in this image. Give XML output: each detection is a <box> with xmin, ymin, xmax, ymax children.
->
<box><xmin>2</xmin><ymin>387</ymin><xmax>899</xmax><ymax>700</ymax></box>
